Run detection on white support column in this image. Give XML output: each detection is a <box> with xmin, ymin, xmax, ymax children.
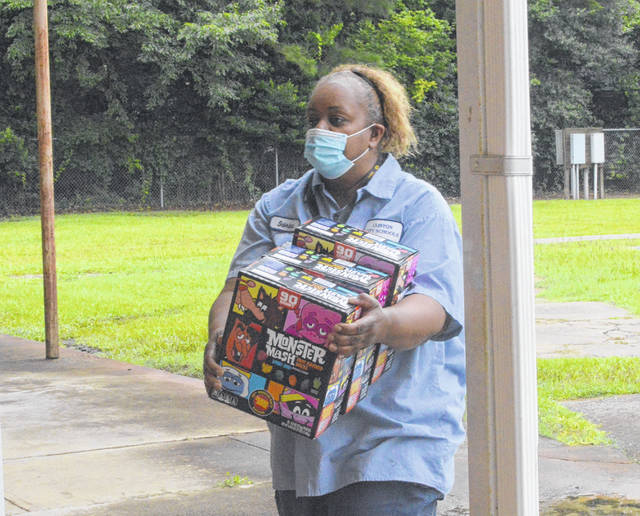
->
<box><xmin>456</xmin><ymin>1</ymin><xmax>539</xmax><ymax>514</ymax></box>
<box><xmin>1</xmin><ymin>425</ymin><xmax>4</xmax><ymax>516</ymax></box>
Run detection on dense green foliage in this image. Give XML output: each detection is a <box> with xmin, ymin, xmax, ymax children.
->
<box><xmin>529</xmin><ymin>0</ymin><xmax>640</xmax><ymax>192</ymax></box>
<box><xmin>1</xmin><ymin>1</ymin><xmax>639</xmax><ymax>213</ymax></box>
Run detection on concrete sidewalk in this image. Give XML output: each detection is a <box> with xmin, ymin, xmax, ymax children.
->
<box><xmin>1</xmin><ymin>335</ymin><xmax>275</xmax><ymax>516</ymax></box>
<box><xmin>2</xmin><ymin>301</ymin><xmax>640</xmax><ymax>515</ymax></box>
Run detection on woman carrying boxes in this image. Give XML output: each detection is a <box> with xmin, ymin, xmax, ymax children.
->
<box><xmin>203</xmin><ymin>64</ymin><xmax>464</xmax><ymax>516</ymax></box>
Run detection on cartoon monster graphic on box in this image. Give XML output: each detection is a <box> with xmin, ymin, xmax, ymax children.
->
<box><xmin>284</xmin><ymin>300</ymin><xmax>342</xmax><ymax>346</ymax></box>
<box><xmin>278</xmin><ymin>388</ymin><xmax>318</xmax><ymax>428</ymax></box>
<box><xmin>214</xmin><ymin>254</ymin><xmax>367</xmax><ymax>437</ymax></box>
<box><xmin>232</xmin><ymin>278</ymin><xmax>286</xmax><ymax>329</ymax></box>
<box><xmin>220</xmin><ymin>365</ymin><xmax>250</xmax><ymax>397</ymax></box>
<box><xmin>212</xmin><ymin>355</ymin><xmax>353</xmax><ymax>439</ymax></box>
<box><xmin>225</xmin><ymin>317</ymin><xmax>261</xmax><ymax>369</ymax></box>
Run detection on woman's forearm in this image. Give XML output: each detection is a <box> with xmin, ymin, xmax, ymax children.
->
<box><xmin>207</xmin><ymin>278</ymin><xmax>236</xmax><ymax>343</ymax></box>
<box><xmin>381</xmin><ymin>294</ymin><xmax>446</xmax><ymax>351</ymax></box>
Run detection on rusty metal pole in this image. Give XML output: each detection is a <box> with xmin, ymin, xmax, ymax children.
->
<box><xmin>34</xmin><ymin>0</ymin><xmax>59</xmax><ymax>359</ymax></box>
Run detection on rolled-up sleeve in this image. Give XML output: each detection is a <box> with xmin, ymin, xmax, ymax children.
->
<box><xmin>227</xmin><ymin>195</ymin><xmax>274</xmax><ymax>279</ymax></box>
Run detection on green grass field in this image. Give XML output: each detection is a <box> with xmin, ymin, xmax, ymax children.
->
<box><xmin>1</xmin><ymin>211</ymin><xmax>249</xmax><ymax>375</ymax></box>
<box><xmin>1</xmin><ymin>198</ymin><xmax>639</xmax><ymax>444</ymax></box>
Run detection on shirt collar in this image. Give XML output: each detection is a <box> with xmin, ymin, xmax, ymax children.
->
<box><xmin>310</xmin><ymin>153</ymin><xmax>402</xmax><ymax>200</ymax></box>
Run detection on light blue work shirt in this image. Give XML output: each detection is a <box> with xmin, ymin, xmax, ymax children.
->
<box><xmin>226</xmin><ymin>154</ymin><xmax>466</xmax><ymax>497</ymax></box>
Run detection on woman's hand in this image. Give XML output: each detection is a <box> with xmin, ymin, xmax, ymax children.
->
<box><xmin>203</xmin><ymin>328</ymin><xmax>225</xmax><ymax>397</ymax></box>
<box><xmin>327</xmin><ymin>293</ymin><xmax>389</xmax><ymax>356</ymax></box>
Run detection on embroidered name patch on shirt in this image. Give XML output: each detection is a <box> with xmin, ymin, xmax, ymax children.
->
<box><xmin>270</xmin><ymin>216</ymin><xmax>300</xmax><ymax>233</ymax></box>
<box><xmin>364</xmin><ymin>219</ymin><xmax>403</xmax><ymax>242</ymax></box>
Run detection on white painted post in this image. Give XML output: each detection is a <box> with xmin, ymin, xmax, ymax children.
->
<box><xmin>456</xmin><ymin>0</ymin><xmax>539</xmax><ymax>514</ymax></box>
<box><xmin>583</xmin><ymin>168</ymin><xmax>589</xmax><ymax>200</ymax></box>
<box><xmin>1</xmin><ymin>424</ymin><xmax>4</xmax><ymax>516</ymax></box>
<box><xmin>593</xmin><ymin>164</ymin><xmax>598</xmax><ymax>200</ymax></box>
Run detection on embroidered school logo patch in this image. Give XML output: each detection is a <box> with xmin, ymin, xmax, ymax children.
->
<box><xmin>364</xmin><ymin>219</ymin><xmax>403</xmax><ymax>242</ymax></box>
<box><xmin>270</xmin><ymin>216</ymin><xmax>299</xmax><ymax>232</ymax></box>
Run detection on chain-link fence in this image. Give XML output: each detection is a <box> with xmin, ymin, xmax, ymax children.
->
<box><xmin>3</xmin><ymin>130</ymin><xmax>639</xmax><ymax>217</ymax></box>
<box><xmin>602</xmin><ymin>129</ymin><xmax>640</xmax><ymax>195</ymax></box>
<box><xmin>1</xmin><ymin>142</ymin><xmax>310</xmax><ymax>216</ymax></box>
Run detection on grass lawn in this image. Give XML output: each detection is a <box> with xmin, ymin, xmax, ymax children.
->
<box><xmin>537</xmin><ymin>357</ymin><xmax>640</xmax><ymax>445</ymax></box>
<box><xmin>449</xmin><ymin>197</ymin><xmax>640</xmax><ymax>238</ymax></box>
<box><xmin>535</xmin><ymin>238</ymin><xmax>640</xmax><ymax>314</ymax></box>
<box><xmin>1</xmin><ymin>198</ymin><xmax>639</xmax><ymax>444</ymax></box>
<box><xmin>531</xmin><ymin>198</ymin><xmax>640</xmax><ymax>238</ymax></box>
<box><xmin>1</xmin><ymin>210</ymin><xmax>249</xmax><ymax>376</ymax></box>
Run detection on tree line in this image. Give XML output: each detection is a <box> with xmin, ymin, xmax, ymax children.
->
<box><xmin>1</xmin><ymin>0</ymin><xmax>639</xmax><ymax>214</ymax></box>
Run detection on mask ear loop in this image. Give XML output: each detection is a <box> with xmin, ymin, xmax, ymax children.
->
<box><xmin>350</xmin><ymin>146</ymin><xmax>369</xmax><ymax>164</ymax></box>
<box><xmin>347</xmin><ymin>123</ymin><xmax>375</xmax><ymax>139</ymax></box>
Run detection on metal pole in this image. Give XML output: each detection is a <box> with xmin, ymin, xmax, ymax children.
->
<box><xmin>572</xmin><ymin>165</ymin><xmax>580</xmax><ymax>200</ymax></box>
<box><xmin>570</xmin><ymin>165</ymin><xmax>574</xmax><ymax>198</ymax></box>
<box><xmin>583</xmin><ymin>167</ymin><xmax>589</xmax><ymax>200</ymax></box>
<box><xmin>160</xmin><ymin>175</ymin><xmax>164</xmax><ymax>209</ymax></box>
<box><xmin>593</xmin><ymin>164</ymin><xmax>598</xmax><ymax>200</ymax></box>
<box><xmin>275</xmin><ymin>144</ymin><xmax>279</xmax><ymax>186</ymax></box>
<box><xmin>34</xmin><ymin>0</ymin><xmax>59</xmax><ymax>359</ymax></box>
<box><xmin>577</xmin><ymin>166</ymin><xmax>581</xmax><ymax>199</ymax></box>
<box><xmin>563</xmin><ymin>131</ymin><xmax>571</xmax><ymax>200</ymax></box>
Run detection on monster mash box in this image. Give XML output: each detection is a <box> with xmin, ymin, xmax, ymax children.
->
<box><xmin>211</xmin><ymin>353</ymin><xmax>353</xmax><ymax>439</ymax></box>
<box><xmin>266</xmin><ymin>243</ymin><xmax>392</xmax><ymax>307</ymax></box>
<box><xmin>292</xmin><ymin>217</ymin><xmax>419</xmax><ymax>307</ymax></box>
<box><xmin>214</xmin><ymin>255</ymin><xmax>362</xmax><ymax>438</ymax></box>
<box><xmin>293</xmin><ymin>217</ymin><xmax>418</xmax><ymax>386</ymax></box>
<box><xmin>266</xmin><ymin>244</ymin><xmax>392</xmax><ymax>410</ymax></box>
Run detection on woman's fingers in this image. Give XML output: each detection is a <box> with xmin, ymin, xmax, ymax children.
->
<box><xmin>328</xmin><ymin>294</ymin><xmax>387</xmax><ymax>355</ymax></box>
<box><xmin>348</xmin><ymin>292</ymin><xmax>379</xmax><ymax>311</ymax></box>
<box><xmin>329</xmin><ymin>320</ymin><xmax>373</xmax><ymax>355</ymax></box>
<box><xmin>203</xmin><ymin>332</ymin><xmax>224</xmax><ymax>395</ymax></box>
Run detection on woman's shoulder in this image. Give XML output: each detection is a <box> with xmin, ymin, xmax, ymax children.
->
<box><xmin>393</xmin><ymin>166</ymin><xmax>451</xmax><ymax>217</ymax></box>
<box><xmin>258</xmin><ymin>170</ymin><xmax>313</xmax><ymax>215</ymax></box>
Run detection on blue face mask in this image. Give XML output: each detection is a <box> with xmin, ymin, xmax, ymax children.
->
<box><xmin>304</xmin><ymin>124</ymin><xmax>374</xmax><ymax>180</ymax></box>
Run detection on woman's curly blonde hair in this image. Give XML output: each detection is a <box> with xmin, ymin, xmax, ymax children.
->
<box><xmin>322</xmin><ymin>64</ymin><xmax>418</xmax><ymax>157</ymax></box>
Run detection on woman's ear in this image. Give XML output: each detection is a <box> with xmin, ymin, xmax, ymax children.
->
<box><xmin>368</xmin><ymin>123</ymin><xmax>386</xmax><ymax>149</ymax></box>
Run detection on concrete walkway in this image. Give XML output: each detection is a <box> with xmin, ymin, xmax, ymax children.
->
<box><xmin>2</xmin><ymin>301</ymin><xmax>640</xmax><ymax>515</ymax></box>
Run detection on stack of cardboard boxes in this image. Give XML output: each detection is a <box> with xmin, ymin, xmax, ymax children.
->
<box><xmin>211</xmin><ymin>217</ymin><xmax>419</xmax><ymax>439</ymax></box>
